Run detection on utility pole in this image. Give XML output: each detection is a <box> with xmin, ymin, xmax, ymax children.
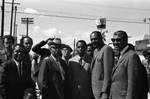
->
<box><xmin>21</xmin><ymin>18</ymin><xmax>34</xmax><ymax>36</ymax></box>
<box><xmin>73</xmin><ymin>39</ymin><xmax>76</xmax><ymax>56</ymax></box>
<box><xmin>149</xmin><ymin>18</ymin><xmax>150</xmax><ymax>41</ymax></box>
<box><xmin>10</xmin><ymin>0</ymin><xmax>14</xmax><ymax>36</ymax></box>
<box><xmin>6</xmin><ymin>0</ymin><xmax>20</xmax><ymax>36</ymax></box>
<box><xmin>13</xmin><ymin>6</ymin><xmax>17</xmax><ymax>37</ymax></box>
<box><xmin>1</xmin><ymin>0</ymin><xmax>5</xmax><ymax>38</ymax></box>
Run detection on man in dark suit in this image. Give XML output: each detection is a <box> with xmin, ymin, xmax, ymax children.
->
<box><xmin>109</xmin><ymin>30</ymin><xmax>147</xmax><ymax>99</ymax></box>
<box><xmin>0</xmin><ymin>44</ymin><xmax>35</xmax><ymax>99</ymax></box>
<box><xmin>20</xmin><ymin>36</ymin><xmax>33</xmax><ymax>64</ymax></box>
<box><xmin>32</xmin><ymin>38</ymin><xmax>61</xmax><ymax>77</ymax></box>
<box><xmin>90</xmin><ymin>31</ymin><xmax>114</xmax><ymax>99</ymax></box>
<box><xmin>37</xmin><ymin>40</ymin><xmax>68</xmax><ymax>99</ymax></box>
<box><xmin>68</xmin><ymin>40</ymin><xmax>94</xmax><ymax>99</ymax></box>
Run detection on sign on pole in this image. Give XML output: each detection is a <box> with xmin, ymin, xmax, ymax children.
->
<box><xmin>96</xmin><ymin>18</ymin><xmax>106</xmax><ymax>30</ymax></box>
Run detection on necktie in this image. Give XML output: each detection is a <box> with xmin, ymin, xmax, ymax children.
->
<box><xmin>18</xmin><ymin>62</ymin><xmax>22</xmax><ymax>77</ymax></box>
<box><xmin>57</xmin><ymin>59</ymin><xmax>65</xmax><ymax>80</ymax></box>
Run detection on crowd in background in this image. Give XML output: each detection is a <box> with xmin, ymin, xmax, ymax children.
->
<box><xmin>0</xmin><ymin>30</ymin><xmax>149</xmax><ymax>99</ymax></box>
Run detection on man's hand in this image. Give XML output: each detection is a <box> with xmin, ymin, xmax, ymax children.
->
<box><xmin>46</xmin><ymin>38</ymin><xmax>54</xmax><ymax>42</ymax></box>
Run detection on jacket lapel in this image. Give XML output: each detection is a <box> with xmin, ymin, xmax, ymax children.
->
<box><xmin>90</xmin><ymin>49</ymin><xmax>100</xmax><ymax>71</ymax></box>
<box><xmin>11</xmin><ymin>59</ymin><xmax>20</xmax><ymax>78</ymax></box>
<box><xmin>90</xmin><ymin>45</ymin><xmax>107</xmax><ymax>71</ymax></box>
<box><xmin>112</xmin><ymin>46</ymin><xmax>130</xmax><ymax>75</ymax></box>
<box><xmin>49</xmin><ymin>56</ymin><xmax>60</xmax><ymax>73</ymax></box>
<box><xmin>112</xmin><ymin>55</ymin><xmax>124</xmax><ymax>74</ymax></box>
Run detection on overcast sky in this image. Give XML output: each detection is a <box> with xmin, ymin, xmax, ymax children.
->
<box><xmin>1</xmin><ymin>0</ymin><xmax>150</xmax><ymax>48</ymax></box>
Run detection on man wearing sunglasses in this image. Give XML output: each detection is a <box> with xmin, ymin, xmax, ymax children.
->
<box><xmin>109</xmin><ymin>30</ymin><xmax>148</xmax><ymax>99</ymax></box>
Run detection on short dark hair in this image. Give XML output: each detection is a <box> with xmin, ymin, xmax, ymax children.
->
<box><xmin>90</xmin><ymin>31</ymin><xmax>103</xmax><ymax>39</ymax></box>
<box><xmin>76</xmin><ymin>40</ymin><xmax>87</xmax><ymax>47</ymax></box>
<box><xmin>2</xmin><ymin>35</ymin><xmax>15</xmax><ymax>44</ymax></box>
<box><xmin>114</xmin><ymin>30</ymin><xmax>128</xmax><ymax>39</ymax></box>
<box><xmin>20</xmin><ymin>36</ymin><xmax>33</xmax><ymax>45</ymax></box>
<box><xmin>87</xmin><ymin>43</ymin><xmax>94</xmax><ymax>48</ymax></box>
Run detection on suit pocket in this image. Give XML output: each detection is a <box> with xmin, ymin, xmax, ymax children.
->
<box><xmin>97</xmin><ymin>58</ymin><xmax>101</xmax><ymax>63</ymax></box>
<box><xmin>120</xmin><ymin>90</ymin><xmax>127</xmax><ymax>96</ymax></box>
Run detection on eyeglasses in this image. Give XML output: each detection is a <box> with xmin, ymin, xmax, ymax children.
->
<box><xmin>111</xmin><ymin>38</ymin><xmax>122</xmax><ymax>42</ymax></box>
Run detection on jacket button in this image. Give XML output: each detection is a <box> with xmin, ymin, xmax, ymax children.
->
<box><xmin>78</xmin><ymin>85</ymin><xmax>81</xmax><ymax>89</ymax></box>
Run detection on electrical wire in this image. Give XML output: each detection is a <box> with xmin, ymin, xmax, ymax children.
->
<box><xmin>2</xmin><ymin>10</ymin><xmax>149</xmax><ymax>24</ymax></box>
<box><xmin>4</xmin><ymin>5</ymin><xmax>149</xmax><ymax>22</ymax></box>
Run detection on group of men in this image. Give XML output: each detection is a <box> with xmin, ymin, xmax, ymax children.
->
<box><xmin>0</xmin><ymin>35</ymin><xmax>36</xmax><ymax>99</ymax></box>
<box><xmin>0</xmin><ymin>30</ymin><xmax>148</xmax><ymax>99</ymax></box>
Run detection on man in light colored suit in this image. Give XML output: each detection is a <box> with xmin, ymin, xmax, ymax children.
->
<box><xmin>90</xmin><ymin>31</ymin><xmax>114</xmax><ymax>99</ymax></box>
<box><xmin>109</xmin><ymin>30</ymin><xmax>147</xmax><ymax>99</ymax></box>
<box><xmin>68</xmin><ymin>40</ymin><xmax>94</xmax><ymax>99</ymax></box>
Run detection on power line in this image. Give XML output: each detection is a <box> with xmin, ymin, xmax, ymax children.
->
<box><xmin>73</xmin><ymin>2</ymin><xmax>150</xmax><ymax>12</ymax></box>
<box><xmin>2</xmin><ymin>10</ymin><xmax>149</xmax><ymax>24</ymax></box>
<box><xmin>5</xmin><ymin>2</ymin><xmax>150</xmax><ymax>12</ymax></box>
<box><xmin>4</xmin><ymin>5</ymin><xmax>148</xmax><ymax>22</ymax></box>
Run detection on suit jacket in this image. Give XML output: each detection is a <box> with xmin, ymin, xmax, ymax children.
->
<box><xmin>91</xmin><ymin>44</ymin><xmax>114</xmax><ymax>99</ymax></box>
<box><xmin>38</xmin><ymin>56</ymin><xmax>69</xmax><ymax>99</ymax></box>
<box><xmin>109</xmin><ymin>45</ymin><xmax>142</xmax><ymax>99</ymax></box>
<box><xmin>68</xmin><ymin>54</ymin><xmax>94</xmax><ymax>99</ymax></box>
<box><xmin>0</xmin><ymin>59</ymin><xmax>35</xmax><ymax>99</ymax></box>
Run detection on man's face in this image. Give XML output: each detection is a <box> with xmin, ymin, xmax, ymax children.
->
<box><xmin>61</xmin><ymin>48</ymin><xmax>71</xmax><ymax>57</ymax></box>
<box><xmin>76</xmin><ymin>42</ymin><xmax>86</xmax><ymax>57</ymax></box>
<box><xmin>50</xmin><ymin>45</ymin><xmax>61</xmax><ymax>58</ymax></box>
<box><xmin>4</xmin><ymin>38</ymin><xmax>13</xmax><ymax>50</ymax></box>
<box><xmin>111</xmin><ymin>34</ymin><xmax>127</xmax><ymax>51</ymax></box>
<box><xmin>90</xmin><ymin>33</ymin><xmax>102</xmax><ymax>48</ymax></box>
<box><xmin>23</xmin><ymin>38</ymin><xmax>32</xmax><ymax>53</ymax></box>
<box><xmin>13</xmin><ymin>45</ymin><xmax>25</xmax><ymax>62</ymax></box>
<box><xmin>86</xmin><ymin>46</ymin><xmax>94</xmax><ymax>57</ymax></box>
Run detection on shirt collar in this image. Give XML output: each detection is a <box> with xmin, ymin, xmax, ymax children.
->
<box><xmin>120</xmin><ymin>45</ymin><xmax>129</xmax><ymax>55</ymax></box>
<box><xmin>13</xmin><ymin>58</ymin><xmax>21</xmax><ymax>66</ymax></box>
<box><xmin>77</xmin><ymin>54</ymin><xmax>86</xmax><ymax>60</ymax></box>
